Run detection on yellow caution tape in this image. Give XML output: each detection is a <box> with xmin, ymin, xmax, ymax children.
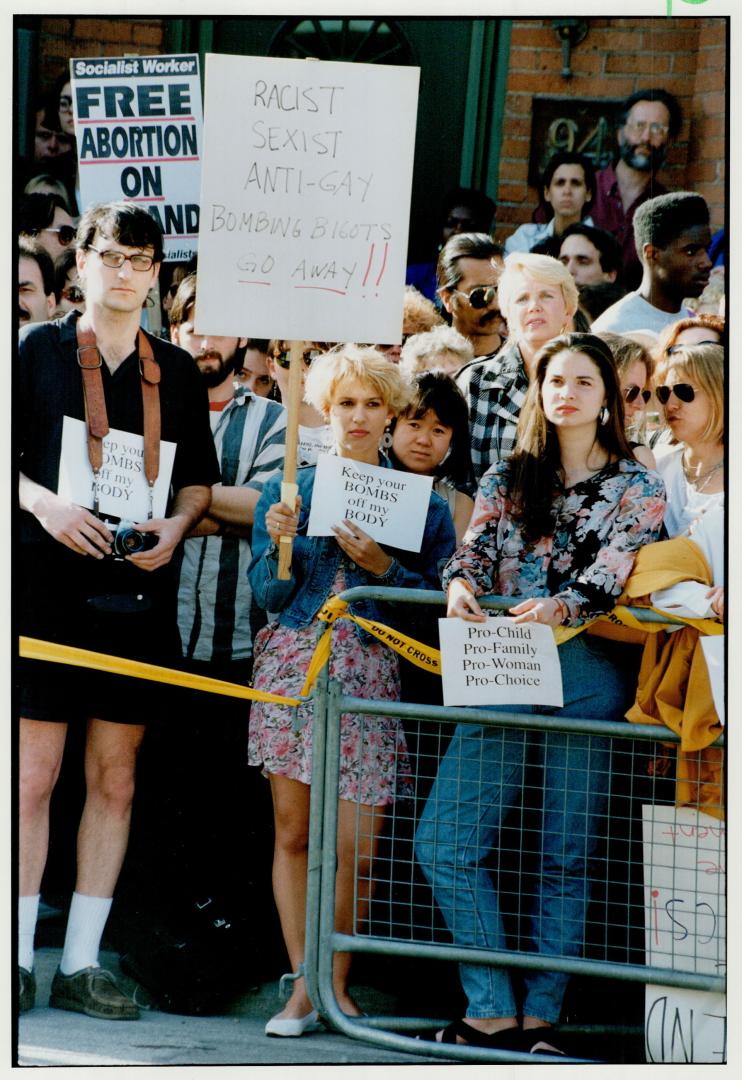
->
<box><xmin>554</xmin><ymin>604</ymin><xmax>723</xmax><ymax>644</ymax></box>
<box><xmin>21</xmin><ymin>597</ymin><xmax>723</xmax><ymax>707</ymax></box>
<box><xmin>299</xmin><ymin>595</ymin><xmax>440</xmax><ymax>697</ymax></box>
<box><xmin>19</xmin><ymin>636</ymin><xmax>302</xmax><ymax>707</ymax></box>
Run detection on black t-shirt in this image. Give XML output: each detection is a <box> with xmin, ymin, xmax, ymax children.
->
<box><xmin>17</xmin><ymin>312</ymin><xmax>220</xmax><ymax>650</ymax></box>
<box><xmin>19</xmin><ymin>310</ymin><xmax>220</xmax><ymax>545</ymax></box>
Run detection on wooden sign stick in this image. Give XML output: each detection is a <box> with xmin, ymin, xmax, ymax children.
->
<box><xmin>277</xmin><ymin>341</ymin><xmax>304</xmax><ymax>579</ymax></box>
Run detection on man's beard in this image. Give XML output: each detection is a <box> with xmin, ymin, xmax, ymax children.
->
<box><xmin>619</xmin><ymin>139</ymin><xmax>667</xmax><ymax>173</ymax></box>
<box><xmin>196</xmin><ymin>349</ymin><xmax>238</xmax><ymax>388</ymax></box>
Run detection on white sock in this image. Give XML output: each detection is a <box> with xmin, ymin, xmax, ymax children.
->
<box><xmin>60</xmin><ymin>893</ymin><xmax>113</xmax><ymax>975</ymax></box>
<box><xmin>18</xmin><ymin>894</ymin><xmax>40</xmax><ymax>972</ymax></box>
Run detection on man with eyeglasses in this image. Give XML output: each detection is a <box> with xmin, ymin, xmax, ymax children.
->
<box><xmin>592</xmin><ymin>191</ymin><xmax>712</xmax><ymax>335</ymax></box>
<box><xmin>17</xmin><ymin>202</ymin><xmax>219</xmax><ymax>1020</ymax></box>
<box><xmin>436</xmin><ymin>232</ymin><xmax>506</xmax><ymax>359</ymax></box>
<box><xmin>591</xmin><ymin>88</ymin><xmax>683</xmax><ymax>289</ymax></box>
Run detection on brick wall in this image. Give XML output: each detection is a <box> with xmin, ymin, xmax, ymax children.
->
<box><xmin>38</xmin><ymin>16</ymin><xmax>166</xmax><ymax>92</ymax></box>
<box><xmin>495</xmin><ymin>16</ymin><xmax>726</xmax><ymax>242</ymax></box>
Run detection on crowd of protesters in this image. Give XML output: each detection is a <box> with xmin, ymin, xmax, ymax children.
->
<box><xmin>16</xmin><ymin>74</ymin><xmax>725</xmax><ymax>1059</ymax></box>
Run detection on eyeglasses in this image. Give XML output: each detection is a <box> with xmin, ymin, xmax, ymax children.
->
<box><xmin>452</xmin><ymin>285</ymin><xmax>498</xmax><ymax>309</ymax></box>
<box><xmin>623</xmin><ymin>384</ymin><xmax>652</xmax><ymax>405</ymax></box>
<box><xmin>274</xmin><ymin>349</ymin><xmax>321</xmax><ymax>369</ymax></box>
<box><xmin>625</xmin><ymin>120</ymin><xmax>669</xmax><ymax>138</ymax></box>
<box><xmin>88</xmin><ymin>246</ymin><xmax>155</xmax><ymax>271</ymax></box>
<box><xmin>665</xmin><ymin>341</ymin><xmax>719</xmax><ymax>355</ymax></box>
<box><xmin>61</xmin><ymin>284</ymin><xmax>84</xmax><ymax>303</ymax></box>
<box><xmin>59</xmin><ymin>95</ymin><xmax>73</xmax><ymax>110</ymax></box>
<box><xmin>40</xmin><ymin>225</ymin><xmax>76</xmax><ymax>247</ymax></box>
<box><xmin>655</xmin><ymin>383</ymin><xmax>697</xmax><ymax>405</ymax></box>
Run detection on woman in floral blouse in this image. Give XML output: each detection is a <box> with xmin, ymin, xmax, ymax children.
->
<box><xmin>416</xmin><ymin>333</ymin><xmax>666</xmax><ymax>1056</ymax></box>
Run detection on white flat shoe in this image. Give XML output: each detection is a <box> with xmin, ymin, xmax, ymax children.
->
<box><xmin>265</xmin><ymin>1009</ymin><xmax>322</xmax><ymax>1037</ymax></box>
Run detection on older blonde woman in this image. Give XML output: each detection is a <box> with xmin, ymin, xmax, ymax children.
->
<box><xmin>248</xmin><ymin>345</ymin><xmax>456</xmax><ymax>1035</ymax></box>
<box><xmin>457</xmin><ymin>252</ymin><xmax>579</xmax><ymax>484</ymax></box>
<box><xmin>400</xmin><ymin>323</ymin><xmax>474</xmax><ymax>378</ymax></box>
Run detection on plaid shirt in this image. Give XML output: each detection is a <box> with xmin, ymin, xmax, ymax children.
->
<box><xmin>456</xmin><ymin>343</ymin><xmax>529</xmax><ymax>487</ymax></box>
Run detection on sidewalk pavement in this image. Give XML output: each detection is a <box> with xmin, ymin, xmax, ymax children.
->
<box><xmin>17</xmin><ymin>947</ymin><xmax>444</xmax><ymax>1067</ymax></box>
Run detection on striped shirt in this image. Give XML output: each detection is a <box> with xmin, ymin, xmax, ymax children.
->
<box><xmin>177</xmin><ymin>388</ymin><xmax>287</xmax><ymax>662</ymax></box>
<box><xmin>456</xmin><ymin>343</ymin><xmax>529</xmax><ymax>487</ymax></box>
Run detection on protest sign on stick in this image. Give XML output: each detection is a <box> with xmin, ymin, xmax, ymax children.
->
<box><xmin>196</xmin><ymin>53</ymin><xmax>420</xmax><ymax>343</ymax></box>
<box><xmin>71</xmin><ymin>54</ymin><xmax>203</xmax><ymax>261</ymax></box>
<box><xmin>197</xmin><ymin>53</ymin><xmax>419</xmax><ymax>569</ymax></box>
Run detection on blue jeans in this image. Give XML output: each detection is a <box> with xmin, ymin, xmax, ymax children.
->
<box><xmin>415</xmin><ymin>634</ymin><xmax>632</xmax><ymax>1023</ymax></box>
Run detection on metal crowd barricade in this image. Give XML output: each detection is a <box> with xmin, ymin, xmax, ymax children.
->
<box><xmin>300</xmin><ymin>587</ymin><xmax>725</xmax><ymax>1064</ymax></box>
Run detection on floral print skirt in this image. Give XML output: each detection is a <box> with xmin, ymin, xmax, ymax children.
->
<box><xmin>248</xmin><ymin>613</ymin><xmax>411</xmax><ymax>806</ymax></box>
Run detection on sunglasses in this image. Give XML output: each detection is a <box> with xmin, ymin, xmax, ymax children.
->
<box><xmin>623</xmin><ymin>384</ymin><xmax>652</xmax><ymax>405</ymax></box>
<box><xmin>275</xmin><ymin>349</ymin><xmax>321</xmax><ymax>369</ymax></box>
<box><xmin>452</xmin><ymin>285</ymin><xmax>498</xmax><ymax>309</ymax></box>
<box><xmin>655</xmin><ymin>383</ymin><xmax>696</xmax><ymax>405</ymax></box>
<box><xmin>38</xmin><ymin>225</ymin><xmax>76</xmax><ymax>247</ymax></box>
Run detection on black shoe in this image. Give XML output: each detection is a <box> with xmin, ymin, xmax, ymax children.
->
<box><xmin>437</xmin><ymin>1019</ymin><xmax>523</xmax><ymax>1051</ymax></box>
<box><xmin>49</xmin><ymin>966</ymin><xmax>140</xmax><ymax>1020</ymax></box>
<box><xmin>18</xmin><ymin>967</ymin><xmax>36</xmax><ymax>1013</ymax></box>
<box><xmin>520</xmin><ymin>1027</ymin><xmax>569</xmax><ymax>1057</ymax></box>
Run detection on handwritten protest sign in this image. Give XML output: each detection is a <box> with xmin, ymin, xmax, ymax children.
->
<box><xmin>306</xmin><ymin>454</ymin><xmax>432</xmax><ymax>552</ymax></box>
<box><xmin>439</xmin><ymin>617</ymin><xmax>564</xmax><ymax>708</ymax></box>
<box><xmin>71</xmin><ymin>54</ymin><xmax>203</xmax><ymax>261</ymax></box>
<box><xmin>195</xmin><ymin>53</ymin><xmax>420</xmax><ymax>342</ymax></box>
<box><xmin>642</xmin><ymin>805</ymin><xmax>726</xmax><ymax>1063</ymax></box>
<box><xmin>57</xmin><ymin>417</ymin><xmax>176</xmax><ymax>521</ymax></box>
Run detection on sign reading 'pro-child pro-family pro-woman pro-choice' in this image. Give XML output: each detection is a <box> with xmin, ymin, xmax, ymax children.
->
<box><xmin>195</xmin><ymin>53</ymin><xmax>420</xmax><ymax>343</ymax></box>
<box><xmin>439</xmin><ymin>617</ymin><xmax>564</xmax><ymax>708</ymax></box>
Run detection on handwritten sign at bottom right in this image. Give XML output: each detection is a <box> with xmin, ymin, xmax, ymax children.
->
<box><xmin>642</xmin><ymin>804</ymin><xmax>726</xmax><ymax>1063</ymax></box>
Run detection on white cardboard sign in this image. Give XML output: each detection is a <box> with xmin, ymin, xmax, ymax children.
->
<box><xmin>642</xmin><ymin>805</ymin><xmax>726</xmax><ymax>1063</ymax></box>
<box><xmin>305</xmin><ymin>454</ymin><xmax>432</xmax><ymax>552</ymax></box>
<box><xmin>57</xmin><ymin>416</ymin><xmax>176</xmax><ymax>521</ymax></box>
<box><xmin>71</xmin><ymin>54</ymin><xmax>203</xmax><ymax>261</ymax></box>
<box><xmin>195</xmin><ymin>53</ymin><xmax>420</xmax><ymax>342</ymax></box>
<box><xmin>439</xmin><ymin>616</ymin><xmax>564</xmax><ymax>708</ymax></box>
<box><xmin>700</xmin><ymin>635</ymin><xmax>725</xmax><ymax>726</ymax></box>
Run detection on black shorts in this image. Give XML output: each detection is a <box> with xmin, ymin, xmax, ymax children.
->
<box><xmin>17</xmin><ymin>544</ymin><xmax>181</xmax><ymax>725</ymax></box>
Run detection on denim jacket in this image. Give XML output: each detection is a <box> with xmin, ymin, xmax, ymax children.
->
<box><xmin>248</xmin><ymin>458</ymin><xmax>456</xmax><ymax>634</ymax></box>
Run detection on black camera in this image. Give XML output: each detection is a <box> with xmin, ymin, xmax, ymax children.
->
<box><xmin>110</xmin><ymin>519</ymin><xmax>158</xmax><ymax>558</ymax></box>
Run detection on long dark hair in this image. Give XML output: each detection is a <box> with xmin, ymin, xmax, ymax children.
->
<box><xmin>507</xmin><ymin>333</ymin><xmax>635</xmax><ymax>540</ymax></box>
<box><xmin>390</xmin><ymin>370</ymin><xmax>473</xmax><ymax>488</ymax></box>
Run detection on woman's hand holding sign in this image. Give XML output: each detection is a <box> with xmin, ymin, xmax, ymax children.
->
<box><xmin>447</xmin><ymin>577</ymin><xmax>486</xmax><ymax>622</ymax></box>
<box><xmin>332</xmin><ymin>520</ymin><xmax>393</xmax><ymax>577</ymax></box>
<box><xmin>265</xmin><ymin>496</ymin><xmax>302</xmax><ymax>544</ymax></box>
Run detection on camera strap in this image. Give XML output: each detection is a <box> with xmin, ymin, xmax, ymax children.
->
<box><xmin>76</xmin><ymin>320</ymin><xmax>161</xmax><ymax>518</ymax></box>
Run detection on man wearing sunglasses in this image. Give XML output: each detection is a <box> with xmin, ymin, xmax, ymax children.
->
<box><xmin>592</xmin><ymin>191</ymin><xmax>712</xmax><ymax>335</ymax></box>
<box><xmin>591</xmin><ymin>88</ymin><xmax>682</xmax><ymax>288</ymax></box>
<box><xmin>17</xmin><ymin>202</ymin><xmax>219</xmax><ymax>1021</ymax></box>
<box><xmin>19</xmin><ymin>192</ymin><xmax>77</xmax><ymax>262</ymax></box>
<box><xmin>437</xmin><ymin>232</ymin><xmax>506</xmax><ymax>359</ymax></box>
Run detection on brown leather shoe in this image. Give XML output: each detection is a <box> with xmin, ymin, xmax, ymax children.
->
<box><xmin>49</xmin><ymin>967</ymin><xmax>140</xmax><ymax>1020</ymax></box>
<box><xmin>19</xmin><ymin>967</ymin><xmax>36</xmax><ymax>1013</ymax></box>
